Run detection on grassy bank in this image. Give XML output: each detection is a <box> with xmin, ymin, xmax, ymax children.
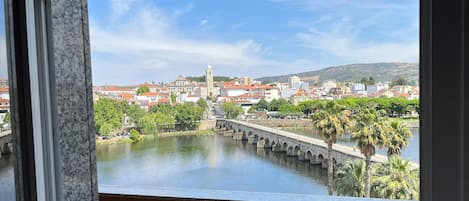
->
<box><xmin>95</xmin><ymin>129</ymin><xmax>215</xmax><ymax>145</ymax></box>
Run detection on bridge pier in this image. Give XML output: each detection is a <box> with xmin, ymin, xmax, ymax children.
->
<box><xmin>232</xmin><ymin>132</ymin><xmax>244</xmax><ymax>140</ymax></box>
<box><xmin>286</xmin><ymin>147</ymin><xmax>296</xmax><ymax>157</ymax></box>
<box><xmin>247</xmin><ymin>135</ymin><xmax>258</xmax><ymax>144</ymax></box>
<box><xmin>310</xmin><ymin>157</ymin><xmax>321</xmax><ymax>165</ymax></box>
<box><xmin>298</xmin><ymin>151</ymin><xmax>306</xmax><ymax>161</ymax></box>
<box><xmin>256</xmin><ymin>139</ymin><xmax>265</xmax><ymax>148</ymax></box>
<box><xmin>271</xmin><ymin>143</ymin><xmax>282</xmax><ymax>152</ymax></box>
<box><xmin>222</xmin><ymin>130</ymin><xmax>234</xmax><ymax>137</ymax></box>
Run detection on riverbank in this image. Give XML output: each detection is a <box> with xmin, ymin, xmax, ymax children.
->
<box><xmin>95</xmin><ymin>129</ymin><xmax>215</xmax><ymax>145</ymax></box>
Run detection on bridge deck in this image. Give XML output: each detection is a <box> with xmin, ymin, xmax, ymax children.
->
<box><xmin>225</xmin><ymin>119</ymin><xmax>419</xmax><ymax>169</ymax></box>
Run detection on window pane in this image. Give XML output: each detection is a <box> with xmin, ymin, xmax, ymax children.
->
<box><xmin>0</xmin><ymin>1</ymin><xmax>14</xmax><ymax>201</ymax></box>
<box><xmin>90</xmin><ymin>1</ymin><xmax>419</xmax><ymax>200</ymax></box>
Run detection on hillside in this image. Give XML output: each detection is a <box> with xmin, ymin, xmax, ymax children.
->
<box><xmin>257</xmin><ymin>63</ymin><xmax>419</xmax><ymax>84</ymax></box>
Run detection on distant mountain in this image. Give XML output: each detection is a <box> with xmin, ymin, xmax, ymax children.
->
<box><xmin>256</xmin><ymin>63</ymin><xmax>419</xmax><ymax>84</ymax></box>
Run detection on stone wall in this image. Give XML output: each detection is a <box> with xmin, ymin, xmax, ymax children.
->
<box><xmin>199</xmin><ymin>120</ymin><xmax>216</xmax><ymax>130</ymax></box>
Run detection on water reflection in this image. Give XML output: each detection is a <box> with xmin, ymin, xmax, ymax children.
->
<box><xmin>97</xmin><ymin>135</ymin><xmax>328</xmax><ymax>195</ymax></box>
<box><xmin>0</xmin><ymin>155</ymin><xmax>15</xmax><ymax>201</ymax></box>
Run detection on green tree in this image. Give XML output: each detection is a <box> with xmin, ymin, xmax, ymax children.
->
<box><xmin>247</xmin><ymin>106</ymin><xmax>257</xmax><ymax>114</ymax></box>
<box><xmin>196</xmin><ymin>98</ymin><xmax>208</xmax><ymax>109</ymax></box>
<box><xmin>278</xmin><ymin>104</ymin><xmax>302</xmax><ymax>114</ymax></box>
<box><xmin>150</xmin><ymin>103</ymin><xmax>176</xmax><ymax>115</ymax></box>
<box><xmin>154</xmin><ymin>112</ymin><xmax>175</xmax><ymax>130</ymax></box>
<box><xmin>256</xmin><ymin>99</ymin><xmax>269</xmax><ymax>111</ymax></box>
<box><xmin>138</xmin><ymin>114</ymin><xmax>158</xmax><ymax>135</ymax></box>
<box><xmin>386</xmin><ymin>121</ymin><xmax>413</xmax><ymax>158</ymax></box>
<box><xmin>125</xmin><ymin>104</ymin><xmax>145</xmax><ymax>124</ymax></box>
<box><xmin>368</xmin><ymin>77</ymin><xmax>376</xmax><ymax>85</ymax></box>
<box><xmin>129</xmin><ymin>128</ymin><xmax>142</xmax><ymax>142</ymax></box>
<box><xmin>221</xmin><ymin>102</ymin><xmax>243</xmax><ymax>119</ymax></box>
<box><xmin>94</xmin><ymin>98</ymin><xmax>123</xmax><ymax>135</ymax></box>
<box><xmin>351</xmin><ymin>109</ymin><xmax>390</xmax><ymax>198</ymax></box>
<box><xmin>98</xmin><ymin>122</ymin><xmax>113</xmax><ymax>136</ymax></box>
<box><xmin>3</xmin><ymin>112</ymin><xmax>10</xmax><ymax>123</ymax></box>
<box><xmin>170</xmin><ymin>93</ymin><xmax>177</xmax><ymax>104</ymax></box>
<box><xmin>391</xmin><ymin>76</ymin><xmax>408</xmax><ymax>87</ymax></box>
<box><xmin>175</xmin><ymin>103</ymin><xmax>204</xmax><ymax>130</ymax></box>
<box><xmin>335</xmin><ymin>159</ymin><xmax>367</xmax><ymax>197</ymax></box>
<box><xmin>371</xmin><ymin>157</ymin><xmax>419</xmax><ymax>200</ymax></box>
<box><xmin>311</xmin><ymin>101</ymin><xmax>352</xmax><ymax>196</ymax></box>
<box><xmin>269</xmin><ymin>98</ymin><xmax>288</xmax><ymax>111</ymax></box>
<box><xmin>136</xmin><ymin>86</ymin><xmax>150</xmax><ymax>95</ymax></box>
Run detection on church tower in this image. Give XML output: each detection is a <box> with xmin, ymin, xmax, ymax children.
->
<box><xmin>206</xmin><ymin>64</ymin><xmax>214</xmax><ymax>97</ymax></box>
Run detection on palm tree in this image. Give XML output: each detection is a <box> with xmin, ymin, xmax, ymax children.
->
<box><xmin>386</xmin><ymin>121</ymin><xmax>413</xmax><ymax>158</ymax></box>
<box><xmin>351</xmin><ymin>108</ymin><xmax>389</xmax><ymax>198</ymax></box>
<box><xmin>372</xmin><ymin>156</ymin><xmax>420</xmax><ymax>200</ymax></box>
<box><xmin>335</xmin><ymin>159</ymin><xmax>367</xmax><ymax>197</ymax></box>
<box><xmin>311</xmin><ymin>101</ymin><xmax>352</xmax><ymax>196</ymax></box>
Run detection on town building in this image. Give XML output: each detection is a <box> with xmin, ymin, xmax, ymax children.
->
<box><xmin>367</xmin><ymin>83</ymin><xmax>389</xmax><ymax>94</ymax></box>
<box><xmin>288</xmin><ymin>76</ymin><xmax>301</xmax><ymax>88</ymax></box>
<box><xmin>167</xmin><ymin>75</ymin><xmax>198</xmax><ymax>96</ymax></box>
<box><xmin>289</xmin><ymin>88</ymin><xmax>311</xmax><ymax>105</ymax></box>
<box><xmin>351</xmin><ymin>83</ymin><xmax>367</xmax><ymax>94</ymax></box>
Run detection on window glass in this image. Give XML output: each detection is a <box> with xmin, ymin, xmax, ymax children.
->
<box><xmin>90</xmin><ymin>1</ymin><xmax>419</xmax><ymax>200</ymax></box>
<box><xmin>0</xmin><ymin>2</ymin><xmax>14</xmax><ymax>201</ymax></box>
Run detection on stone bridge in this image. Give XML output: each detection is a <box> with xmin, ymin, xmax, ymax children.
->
<box><xmin>216</xmin><ymin>119</ymin><xmax>419</xmax><ymax>169</ymax></box>
<box><xmin>0</xmin><ymin>130</ymin><xmax>12</xmax><ymax>156</ymax></box>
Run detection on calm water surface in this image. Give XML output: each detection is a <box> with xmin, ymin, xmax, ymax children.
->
<box><xmin>0</xmin><ymin>129</ymin><xmax>420</xmax><ymax>200</ymax></box>
<box><xmin>0</xmin><ymin>155</ymin><xmax>14</xmax><ymax>201</ymax></box>
<box><xmin>97</xmin><ymin>135</ymin><xmax>328</xmax><ymax>195</ymax></box>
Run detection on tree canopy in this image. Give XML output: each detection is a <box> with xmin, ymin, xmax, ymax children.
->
<box><xmin>136</xmin><ymin>86</ymin><xmax>150</xmax><ymax>95</ymax></box>
<box><xmin>221</xmin><ymin>102</ymin><xmax>243</xmax><ymax>119</ymax></box>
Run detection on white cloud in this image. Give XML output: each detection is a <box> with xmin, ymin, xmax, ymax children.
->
<box><xmin>90</xmin><ymin>1</ymin><xmax>288</xmax><ymax>84</ymax></box>
<box><xmin>109</xmin><ymin>0</ymin><xmax>139</xmax><ymax>21</ymax></box>
<box><xmin>297</xmin><ymin>28</ymin><xmax>418</xmax><ymax>63</ymax></box>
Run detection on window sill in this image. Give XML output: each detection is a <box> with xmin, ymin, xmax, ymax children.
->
<box><xmin>99</xmin><ymin>185</ymin><xmax>407</xmax><ymax>201</ymax></box>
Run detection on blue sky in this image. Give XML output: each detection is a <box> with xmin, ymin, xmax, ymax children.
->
<box><xmin>88</xmin><ymin>0</ymin><xmax>419</xmax><ymax>85</ymax></box>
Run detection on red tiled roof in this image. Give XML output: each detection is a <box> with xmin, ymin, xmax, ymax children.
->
<box><xmin>158</xmin><ymin>98</ymin><xmax>170</xmax><ymax>103</ymax></box>
<box><xmin>119</xmin><ymin>93</ymin><xmax>134</xmax><ymax>100</ymax></box>
<box><xmin>0</xmin><ymin>88</ymin><xmax>9</xmax><ymax>93</ymax></box>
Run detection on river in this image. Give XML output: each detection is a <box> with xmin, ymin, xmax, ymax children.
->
<box><xmin>0</xmin><ymin>129</ymin><xmax>419</xmax><ymax>201</ymax></box>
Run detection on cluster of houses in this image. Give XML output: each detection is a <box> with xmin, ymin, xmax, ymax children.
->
<box><xmin>0</xmin><ymin>78</ymin><xmax>10</xmax><ymax>124</ymax></box>
<box><xmin>93</xmin><ymin>66</ymin><xmax>420</xmax><ymax>113</ymax></box>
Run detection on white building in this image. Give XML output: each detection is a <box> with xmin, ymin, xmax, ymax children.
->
<box><xmin>288</xmin><ymin>76</ymin><xmax>301</xmax><ymax>88</ymax></box>
<box><xmin>351</xmin><ymin>83</ymin><xmax>367</xmax><ymax>94</ymax></box>
<box><xmin>322</xmin><ymin>80</ymin><xmax>338</xmax><ymax>90</ymax></box>
<box><xmin>367</xmin><ymin>83</ymin><xmax>389</xmax><ymax>94</ymax></box>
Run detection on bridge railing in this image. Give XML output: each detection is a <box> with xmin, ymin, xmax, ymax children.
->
<box><xmin>219</xmin><ymin>119</ymin><xmax>419</xmax><ymax>169</ymax></box>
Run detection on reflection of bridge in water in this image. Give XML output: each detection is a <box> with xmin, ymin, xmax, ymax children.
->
<box><xmin>0</xmin><ymin>130</ymin><xmax>12</xmax><ymax>156</ymax></box>
<box><xmin>216</xmin><ymin>119</ymin><xmax>419</xmax><ymax>169</ymax></box>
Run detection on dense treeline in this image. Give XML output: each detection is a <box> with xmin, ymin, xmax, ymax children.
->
<box><xmin>94</xmin><ymin>98</ymin><xmax>205</xmax><ymax>137</ymax></box>
<box><xmin>248</xmin><ymin>97</ymin><xmax>419</xmax><ymax>118</ymax></box>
